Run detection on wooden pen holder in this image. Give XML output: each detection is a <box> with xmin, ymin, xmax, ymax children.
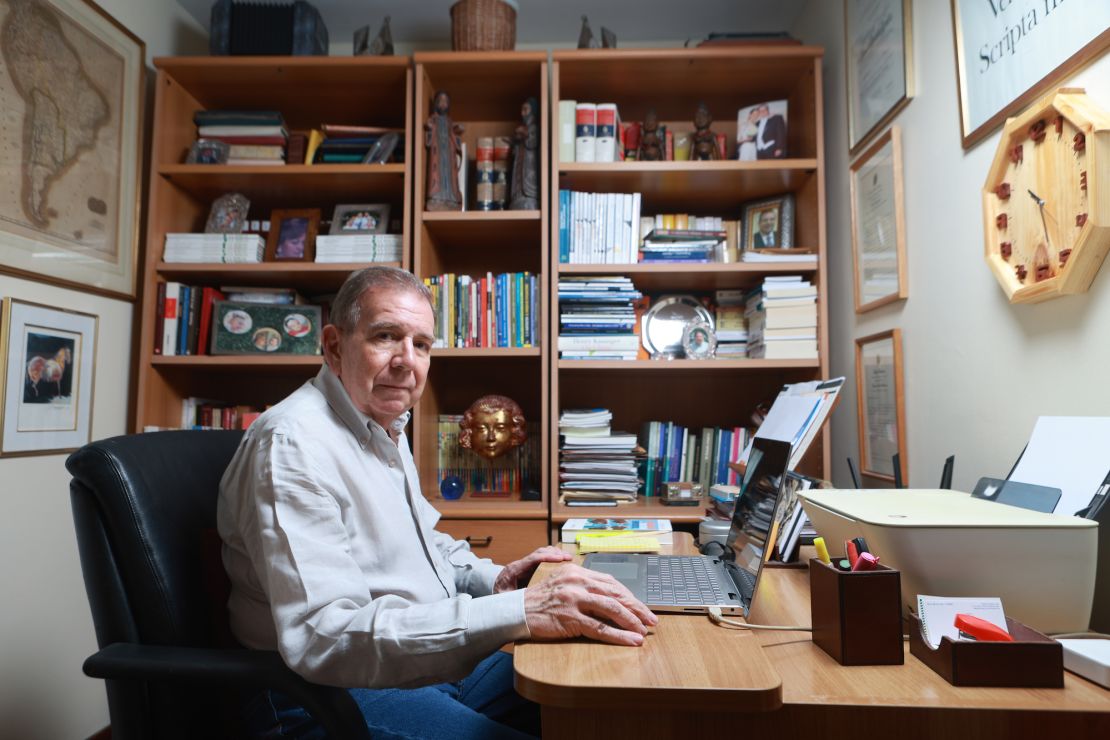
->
<box><xmin>808</xmin><ymin>558</ymin><xmax>904</xmax><ymax>665</ymax></box>
<box><xmin>908</xmin><ymin>614</ymin><xmax>1064</xmax><ymax>687</ymax></box>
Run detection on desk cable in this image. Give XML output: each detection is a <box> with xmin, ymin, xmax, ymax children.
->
<box><xmin>708</xmin><ymin>606</ymin><xmax>812</xmax><ymax>632</ymax></box>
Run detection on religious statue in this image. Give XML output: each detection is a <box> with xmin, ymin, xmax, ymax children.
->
<box><xmin>510</xmin><ymin>97</ymin><xmax>539</xmax><ymax>210</ymax></box>
<box><xmin>638</xmin><ymin>109</ymin><xmax>664</xmax><ymax>161</ymax></box>
<box><xmin>459</xmin><ymin>395</ymin><xmax>527</xmax><ymax>460</ymax></box>
<box><xmin>690</xmin><ymin>102</ymin><xmax>720</xmax><ymax>160</ymax></box>
<box><xmin>425</xmin><ymin>90</ymin><xmax>465</xmax><ymax>211</ymax></box>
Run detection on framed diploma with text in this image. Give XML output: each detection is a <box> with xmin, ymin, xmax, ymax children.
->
<box><xmin>951</xmin><ymin>0</ymin><xmax>1110</xmax><ymax>149</ymax></box>
<box><xmin>845</xmin><ymin>0</ymin><xmax>914</xmax><ymax>156</ymax></box>
<box><xmin>855</xmin><ymin>329</ymin><xmax>906</xmax><ymax>483</ymax></box>
<box><xmin>850</xmin><ymin>127</ymin><xmax>907</xmax><ymax>313</ymax></box>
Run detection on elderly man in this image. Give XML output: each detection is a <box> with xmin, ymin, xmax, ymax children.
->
<box><xmin>218</xmin><ymin>266</ymin><xmax>656</xmax><ymax>739</ymax></box>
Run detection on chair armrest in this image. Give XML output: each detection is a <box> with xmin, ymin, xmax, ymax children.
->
<box><xmin>85</xmin><ymin>643</ymin><xmax>371</xmax><ymax>740</ymax></box>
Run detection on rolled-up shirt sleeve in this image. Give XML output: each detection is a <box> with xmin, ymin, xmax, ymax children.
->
<box><xmin>225</xmin><ymin>430</ymin><xmax>529</xmax><ymax>689</ymax></box>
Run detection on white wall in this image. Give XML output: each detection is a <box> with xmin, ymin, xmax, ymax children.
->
<box><xmin>792</xmin><ymin>1</ymin><xmax>1110</xmax><ymax>491</ymax></box>
<box><xmin>0</xmin><ymin>3</ymin><xmax>204</xmax><ymax>738</ymax></box>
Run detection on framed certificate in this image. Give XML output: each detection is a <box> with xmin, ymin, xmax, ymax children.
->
<box><xmin>845</xmin><ymin>0</ymin><xmax>914</xmax><ymax>156</ymax></box>
<box><xmin>951</xmin><ymin>0</ymin><xmax>1110</xmax><ymax>149</ymax></box>
<box><xmin>850</xmin><ymin>127</ymin><xmax>907</xmax><ymax>313</ymax></box>
<box><xmin>855</xmin><ymin>329</ymin><xmax>906</xmax><ymax>483</ymax></box>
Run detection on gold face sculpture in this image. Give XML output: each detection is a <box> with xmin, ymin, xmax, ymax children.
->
<box><xmin>459</xmin><ymin>394</ymin><xmax>527</xmax><ymax>460</ymax></box>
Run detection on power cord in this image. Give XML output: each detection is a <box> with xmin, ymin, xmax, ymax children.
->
<box><xmin>708</xmin><ymin>606</ymin><xmax>812</xmax><ymax>632</ymax></box>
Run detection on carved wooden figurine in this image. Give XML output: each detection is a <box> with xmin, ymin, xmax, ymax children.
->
<box><xmin>425</xmin><ymin>90</ymin><xmax>465</xmax><ymax>211</ymax></box>
<box><xmin>638</xmin><ymin>109</ymin><xmax>664</xmax><ymax>162</ymax></box>
<box><xmin>691</xmin><ymin>102</ymin><xmax>720</xmax><ymax>160</ymax></box>
<box><xmin>510</xmin><ymin>97</ymin><xmax>539</xmax><ymax>210</ymax></box>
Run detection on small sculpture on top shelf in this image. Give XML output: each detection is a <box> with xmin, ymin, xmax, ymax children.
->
<box><xmin>353</xmin><ymin>15</ymin><xmax>393</xmax><ymax>56</ymax></box>
<box><xmin>638</xmin><ymin>109</ymin><xmax>664</xmax><ymax>161</ymax></box>
<box><xmin>510</xmin><ymin>97</ymin><xmax>540</xmax><ymax>210</ymax></box>
<box><xmin>425</xmin><ymin>90</ymin><xmax>465</xmax><ymax>212</ymax></box>
<box><xmin>459</xmin><ymin>394</ymin><xmax>527</xmax><ymax>460</ymax></box>
<box><xmin>577</xmin><ymin>15</ymin><xmax>616</xmax><ymax>48</ymax></box>
<box><xmin>691</xmin><ymin>102</ymin><xmax>721</xmax><ymax>160</ymax></box>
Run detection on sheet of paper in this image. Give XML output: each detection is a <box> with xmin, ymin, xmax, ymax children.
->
<box><xmin>916</xmin><ymin>595</ymin><xmax>1007</xmax><ymax>650</ymax></box>
<box><xmin>1009</xmin><ymin>416</ymin><xmax>1110</xmax><ymax>516</ymax></box>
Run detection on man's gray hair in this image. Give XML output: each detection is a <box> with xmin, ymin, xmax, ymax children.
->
<box><xmin>330</xmin><ymin>266</ymin><xmax>433</xmax><ymax>333</ymax></box>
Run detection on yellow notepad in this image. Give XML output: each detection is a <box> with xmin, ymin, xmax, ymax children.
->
<box><xmin>576</xmin><ymin>533</ymin><xmax>662</xmax><ymax>553</ymax></box>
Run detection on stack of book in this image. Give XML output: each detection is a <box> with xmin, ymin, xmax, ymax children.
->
<box><xmin>195</xmin><ymin>110</ymin><xmax>287</xmax><ymax>165</ymax></box>
<box><xmin>558</xmin><ymin>276</ymin><xmax>642</xmax><ymax>360</ymax></box>
<box><xmin>436</xmin><ymin>414</ymin><xmax>540</xmax><ymax>497</ymax></box>
<box><xmin>745</xmin><ymin>277</ymin><xmax>818</xmax><ymax>359</ymax></box>
<box><xmin>559</xmin><ymin>409</ymin><xmax>643</xmax><ymax>506</ymax></box>
<box><xmin>423</xmin><ymin>272</ymin><xmax>538</xmax><ymax>349</ymax></box>
<box><xmin>557</xmin><ymin>190</ymin><xmax>643</xmax><ymax>264</ymax></box>
<box><xmin>314</xmin><ymin>233</ymin><xmax>403</xmax><ymax>263</ymax></box>
<box><xmin>306</xmin><ymin>125</ymin><xmax>404</xmax><ymax>164</ymax></box>
<box><xmin>638</xmin><ymin>421</ymin><xmax>752</xmax><ymax>495</ymax></box>
<box><xmin>639</xmin><ymin>228</ymin><xmax>725</xmax><ymax>263</ymax></box>
<box><xmin>714</xmin><ymin>290</ymin><xmax>749</xmax><ymax>358</ymax></box>
<box><xmin>163</xmin><ymin>233</ymin><xmax>264</xmax><ymax>263</ymax></box>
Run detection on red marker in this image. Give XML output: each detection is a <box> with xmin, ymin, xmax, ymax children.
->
<box><xmin>955</xmin><ymin>613</ymin><xmax>1013</xmax><ymax>642</ymax></box>
<box><xmin>845</xmin><ymin>540</ymin><xmax>860</xmax><ymax>570</ymax></box>
<box><xmin>851</xmin><ymin>552</ymin><xmax>880</xmax><ymax>571</ymax></box>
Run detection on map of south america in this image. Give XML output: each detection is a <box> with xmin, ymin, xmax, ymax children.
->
<box><xmin>1</xmin><ymin>0</ymin><xmax>108</xmax><ymax>228</ymax></box>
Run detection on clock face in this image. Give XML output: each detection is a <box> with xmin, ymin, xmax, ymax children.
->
<box><xmin>982</xmin><ymin>90</ymin><xmax>1108</xmax><ymax>304</ymax></box>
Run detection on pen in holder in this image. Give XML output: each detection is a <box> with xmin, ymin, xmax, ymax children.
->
<box><xmin>808</xmin><ymin>558</ymin><xmax>904</xmax><ymax>665</ymax></box>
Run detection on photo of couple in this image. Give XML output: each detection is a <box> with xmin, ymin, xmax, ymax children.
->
<box><xmin>736</xmin><ymin>99</ymin><xmax>789</xmax><ymax>161</ymax></box>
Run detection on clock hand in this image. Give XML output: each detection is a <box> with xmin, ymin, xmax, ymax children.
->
<box><xmin>1028</xmin><ymin>189</ymin><xmax>1051</xmax><ymax>248</ymax></box>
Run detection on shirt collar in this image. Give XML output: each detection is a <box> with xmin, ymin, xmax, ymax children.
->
<box><xmin>311</xmin><ymin>364</ymin><xmax>409</xmax><ymax>444</ymax></box>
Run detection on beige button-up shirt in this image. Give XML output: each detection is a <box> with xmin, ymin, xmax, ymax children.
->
<box><xmin>217</xmin><ymin>365</ymin><xmax>529</xmax><ymax>688</ymax></box>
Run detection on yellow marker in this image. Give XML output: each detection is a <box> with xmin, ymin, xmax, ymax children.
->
<box><xmin>814</xmin><ymin>537</ymin><xmax>832</xmax><ymax>565</ymax></box>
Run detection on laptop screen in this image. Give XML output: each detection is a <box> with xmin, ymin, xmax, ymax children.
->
<box><xmin>724</xmin><ymin>438</ymin><xmax>793</xmax><ymax>600</ymax></box>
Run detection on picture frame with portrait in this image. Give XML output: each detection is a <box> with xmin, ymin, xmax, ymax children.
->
<box><xmin>0</xmin><ymin>298</ymin><xmax>98</xmax><ymax>456</ymax></box>
<box><xmin>735</xmin><ymin>99</ymin><xmax>789</xmax><ymax>161</ymax></box>
<box><xmin>328</xmin><ymin>203</ymin><xmax>391</xmax><ymax>235</ymax></box>
<box><xmin>265</xmin><ymin>209</ymin><xmax>320</xmax><ymax>262</ymax></box>
<box><xmin>741</xmin><ymin>194</ymin><xmax>795</xmax><ymax>250</ymax></box>
<box><xmin>210</xmin><ymin>301</ymin><xmax>322</xmax><ymax>356</ymax></box>
<box><xmin>681</xmin><ymin>321</ymin><xmax>717</xmax><ymax>360</ymax></box>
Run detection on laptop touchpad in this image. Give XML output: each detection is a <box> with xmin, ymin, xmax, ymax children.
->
<box><xmin>590</xmin><ymin>562</ymin><xmax>639</xmax><ymax>583</ymax></box>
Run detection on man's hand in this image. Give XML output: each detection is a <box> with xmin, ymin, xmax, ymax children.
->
<box><xmin>494</xmin><ymin>546</ymin><xmax>572</xmax><ymax>593</ymax></box>
<box><xmin>522</xmin><ymin>563</ymin><xmax>658</xmax><ymax>647</ymax></box>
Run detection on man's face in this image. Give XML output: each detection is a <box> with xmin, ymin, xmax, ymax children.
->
<box><xmin>759</xmin><ymin>210</ymin><xmax>776</xmax><ymax>235</ymax></box>
<box><xmin>470</xmin><ymin>408</ymin><xmax>515</xmax><ymax>459</ymax></box>
<box><xmin>323</xmin><ymin>288</ymin><xmax>435</xmax><ymax>429</ymax></box>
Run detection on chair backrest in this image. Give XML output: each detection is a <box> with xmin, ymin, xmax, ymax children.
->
<box><xmin>67</xmin><ymin>430</ymin><xmax>244</xmax><ymax>738</ymax></box>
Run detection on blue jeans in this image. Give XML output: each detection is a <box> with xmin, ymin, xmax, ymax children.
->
<box><xmin>242</xmin><ymin>651</ymin><xmax>539</xmax><ymax>739</ymax></box>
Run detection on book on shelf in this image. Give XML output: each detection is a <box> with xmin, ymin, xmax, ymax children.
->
<box><xmin>558</xmin><ymin>99</ymin><xmax>577</xmax><ymax>163</ymax></box>
<box><xmin>741</xmin><ymin>248</ymin><xmax>817</xmax><ymax>264</ymax></box>
<box><xmin>315</xmin><ymin>234</ymin><xmax>403</xmax><ymax>263</ymax></box>
<box><xmin>180</xmin><ymin>396</ymin><xmax>263</xmax><ymax>431</ymax></box>
<box><xmin>559</xmin><ymin>407</ymin><xmax>644</xmax><ymax>505</ymax></box>
<box><xmin>746</xmin><ymin>338</ymin><xmax>818</xmax><ymax>359</ymax></box>
<box><xmin>594</xmin><ymin>103</ymin><xmax>621</xmax><ymax>163</ymax></box>
<box><xmin>574</xmin><ymin>102</ymin><xmax>596</xmax><ymax>162</ymax></box>
<box><xmin>163</xmin><ymin>233</ymin><xmax>264</xmax><ymax>263</ymax></box>
<box><xmin>220</xmin><ymin>286</ymin><xmax>303</xmax><ymax>304</ymax></box>
<box><xmin>638</xmin><ymin>421</ymin><xmax>753</xmax><ymax>494</ymax></box>
<box><xmin>424</xmin><ymin>272</ymin><xmax>538</xmax><ymax>349</ymax></box>
<box><xmin>559</xmin><ymin>191</ymin><xmax>643</xmax><ymax>264</ymax></box>
<box><xmin>560</xmin><ymin>517</ymin><xmax>674</xmax><ymax>544</ymax></box>
<box><xmin>558</xmin><ymin>275</ymin><xmax>642</xmax><ymax>359</ymax></box>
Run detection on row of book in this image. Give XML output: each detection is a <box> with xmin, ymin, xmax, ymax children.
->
<box><xmin>305</xmin><ymin>124</ymin><xmax>404</xmax><ymax>165</ymax></box>
<box><xmin>195</xmin><ymin>110</ymin><xmax>287</xmax><ymax>165</ymax></box>
<box><xmin>559</xmin><ymin>408</ymin><xmax>644</xmax><ymax>506</ymax></box>
<box><xmin>180</xmin><ymin>397</ymin><xmax>262</xmax><ymax>431</ymax></box>
<box><xmin>436</xmin><ymin>415</ymin><xmax>541</xmax><ymax>497</ymax></box>
<box><xmin>155</xmin><ymin>283</ymin><xmax>311</xmax><ymax>356</ymax></box>
<box><xmin>557</xmin><ymin>276</ymin><xmax>642</xmax><ymax>360</ymax></box>
<box><xmin>423</xmin><ymin>272</ymin><xmax>539</xmax><ymax>349</ymax></box>
<box><xmin>163</xmin><ymin>233</ymin><xmax>264</xmax><ymax>264</ymax></box>
<box><xmin>557</xmin><ymin>190</ymin><xmax>644</xmax><ymax>264</ymax></box>
<box><xmin>744</xmin><ymin>277</ymin><xmax>818</xmax><ymax>359</ymax></box>
<box><xmin>639</xmin><ymin>422</ymin><xmax>753</xmax><ymax>496</ymax></box>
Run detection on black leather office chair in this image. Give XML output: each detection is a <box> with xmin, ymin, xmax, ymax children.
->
<box><xmin>66</xmin><ymin>430</ymin><xmax>371</xmax><ymax>739</ymax></box>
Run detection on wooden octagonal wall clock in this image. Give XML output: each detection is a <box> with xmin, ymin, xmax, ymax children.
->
<box><xmin>982</xmin><ymin>88</ymin><xmax>1110</xmax><ymax>304</ymax></box>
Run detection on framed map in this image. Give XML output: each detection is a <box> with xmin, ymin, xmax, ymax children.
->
<box><xmin>0</xmin><ymin>0</ymin><xmax>145</xmax><ymax>299</ymax></box>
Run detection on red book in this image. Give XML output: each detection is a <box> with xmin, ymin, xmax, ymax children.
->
<box><xmin>716</xmin><ymin>132</ymin><xmax>727</xmax><ymax>160</ymax></box>
<box><xmin>665</xmin><ymin>129</ymin><xmax>674</xmax><ymax>161</ymax></box>
<box><xmin>480</xmin><ymin>276</ymin><xmax>488</xmax><ymax>348</ymax></box>
<box><xmin>195</xmin><ymin>287</ymin><xmax>226</xmax><ymax>355</ymax></box>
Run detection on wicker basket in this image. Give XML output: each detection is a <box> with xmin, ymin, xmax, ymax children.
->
<box><xmin>451</xmin><ymin>0</ymin><xmax>517</xmax><ymax>51</ymax></box>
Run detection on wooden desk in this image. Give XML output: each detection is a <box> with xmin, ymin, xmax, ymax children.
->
<box><xmin>514</xmin><ymin>534</ymin><xmax>1110</xmax><ymax>739</ymax></box>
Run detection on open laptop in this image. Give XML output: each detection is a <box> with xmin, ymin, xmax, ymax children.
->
<box><xmin>584</xmin><ymin>437</ymin><xmax>793</xmax><ymax>617</ymax></box>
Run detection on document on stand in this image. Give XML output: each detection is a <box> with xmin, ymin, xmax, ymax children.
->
<box><xmin>1008</xmin><ymin>416</ymin><xmax>1110</xmax><ymax>516</ymax></box>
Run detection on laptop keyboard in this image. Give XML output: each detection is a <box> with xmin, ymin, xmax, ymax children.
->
<box><xmin>645</xmin><ymin>556</ymin><xmax>730</xmax><ymax>605</ymax></box>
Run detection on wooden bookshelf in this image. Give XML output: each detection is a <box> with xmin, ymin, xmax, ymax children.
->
<box><xmin>133</xmin><ymin>56</ymin><xmax>413</xmax><ymax>431</ymax></box>
<box><xmin>410</xmin><ymin>52</ymin><xmax>550</xmax><ymax>550</ymax></box>
<box><xmin>549</xmin><ymin>47</ymin><xmax>830</xmax><ymax>517</ymax></box>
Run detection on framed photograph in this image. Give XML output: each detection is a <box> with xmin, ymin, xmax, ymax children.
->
<box><xmin>735</xmin><ymin>99</ymin><xmax>788</xmax><ymax>160</ymax></box>
<box><xmin>741</xmin><ymin>194</ymin><xmax>795</xmax><ymax>250</ymax></box>
<box><xmin>328</xmin><ymin>203</ymin><xmax>391</xmax><ymax>235</ymax></box>
<box><xmin>265</xmin><ymin>209</ymin><xmax>320</xmax><ymax>262</ymax></box>
<box><xmin>855</xmin><ymin>329</ymin><xmax>906</xmax><ymax>483</ymax></box>
<box><xmin>845</xmin><ymin>0</ymin><xmax>914</xmax><ymax>156</ymax></box>
<box><xmin>210</xmin><ymin>301</ymin><xmax>322</xmax><ymax>356</ymax></box>
<box><xmin>0</xmin><ymin>298</ymin><xmax>97</xmax><ymax>456</ymax></box>
<box><xmin>681</xmin><ymin>321</ymin><xmax>716</xmax><ymax>359</ymax></box>
<box><xmin>185</xmin><ymin>138</ymin><xmax>230</xmax><ymax>165</ymax></box>
<box><xmin>0</xmin><ymin>0</ymin><xmax>145</xmax><ymax>300</ymax></box>
<box><xmin>951</xmin><ymin>0</ymin><xmax>1110</xmax><ymax>149</ymax></box>
<box><xmin>204</xmin><ymin>193</ymin><xmax>250</xmax><ymax>234</ymax></box>
<box><xmin>849</xmin><ymin>127</ymin><xmax>908</xmax><ymax>312</ymax></box>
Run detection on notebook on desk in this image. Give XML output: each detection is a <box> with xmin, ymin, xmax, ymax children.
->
<box><xmin>584</xmin><ymin>437</ymin><xmax>792</xmax><ymax>617</ymax></box>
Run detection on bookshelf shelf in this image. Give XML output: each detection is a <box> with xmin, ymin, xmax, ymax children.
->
<box><xmin>155</xmin><ymin>262</ymin><xmax>399</xmax><ymax>292</ymax></box>
<box><xmin>551</xmin><ymin>497</ymin><xmax>710</xmax><ymax>525</ymax></box>
<box><xmin>422</xmin><ymin>210</ymin><xmax>543</xmax><ymax>251</ymax></box>
<box><xmin>433</xmin><ymin>347</ymin><xmax>542</xmax><ymax>358</ymax></box>
<box><xmin>558</xmin><ymin>262</ymin><xmax>818</xmax><ymax>291</ymax></box>
<box><xmin>152</xmin><ymin>356</ymin><xmax>323</xmax><ymax>369</ymax></box>
<box><xmin>157</xmin><ymin>164</ymin><xmax>407</xmax><ymax>206</ymax></box>
<box><xmin>423</xmin><ymin>499</ymin><xmax>548</xmax><ymax>520</ymax></box>
<box><xmin>557</xmin><ymin>359</ymin><xmax>821</xmax><ymax>371</ymax></box>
